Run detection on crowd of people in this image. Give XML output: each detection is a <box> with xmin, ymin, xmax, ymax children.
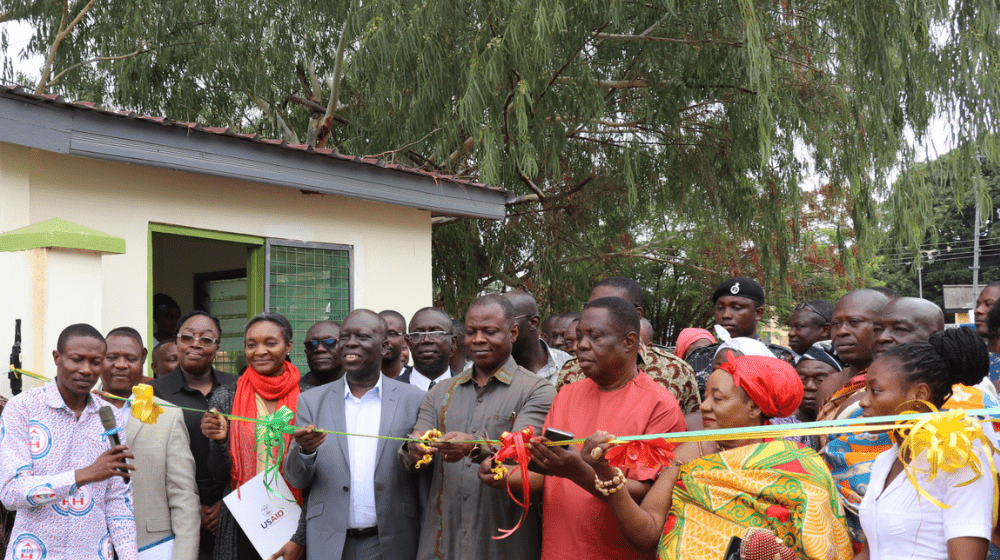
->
<box><xmin>2</xmin><ymin>275</ymin><xmax>1000</xmax><ymax>560</ymax></box>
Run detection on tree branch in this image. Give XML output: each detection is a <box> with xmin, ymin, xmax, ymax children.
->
<box><xmin>35</xmin><ymin>0</ymin><xmax>99</xmax><ymax>94</ymax></box>
<box><xmin>249</xmin><ymin>92</ymin><xmax>299</xmax><ymax>144</ymax></box>
<box><xmin>364</xmin><ymin>128</ymin><xmax>441</xmax><ymax>159</ymax></box>
<box><xmin>43</xmin><ymin>40</ymin><xmax>147</xmax><ymax>90</ymax></box>
<box><xmin>595</xmin><ymin>32</ymin><xmax>744</xmax><ymax>48</ymax></box>
<box><xmin>558</xmin><ymin>250</ymin><xmax>720</xmax><ymax>274</ymax></box>
<box><xmin>315</xmin><ymin>5</ymin><xmax>355</xmax><ymax>149</ymax></box>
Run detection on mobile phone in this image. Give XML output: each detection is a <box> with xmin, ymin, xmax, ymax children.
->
<box><xmin>543</xmin><ymin>428</ymin><xmax>574</xmax><ymax>449</ymax></box>
<box><xmin>523</xmin><ymin>428</ymin><xmax>575</xmax><ymax>474</ymax></box>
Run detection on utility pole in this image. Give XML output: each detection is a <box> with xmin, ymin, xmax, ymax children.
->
<box><xmin>918</xmin><ymin>263</ymin><xmax>923</xmax><ymax>299</ymax></box>
<box><xmin>972</xmin><ymin>194</ymin><xmax>981</xmax><ymax>297</ymax></box>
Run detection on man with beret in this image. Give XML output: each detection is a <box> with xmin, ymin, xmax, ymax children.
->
<box><xmin>685</xmin><ymin>277</ymin><xmax>793</xmax><ymax>397</ymax></box>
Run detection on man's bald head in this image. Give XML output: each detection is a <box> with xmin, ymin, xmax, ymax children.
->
<box><xmin>831</xmin><ymin>288</ymin><xmax>891</xmax><ymax>370</ymax></box>
<box><xmin>502</xmin><ymin>291</ymin><xmax>539</xmax><ymax>318</ymax></box>
<box><xmin>872</xmin><ymin>297</ymin><xmax>945</xmax><ymax>358</ymax></box>
<box><xmin>502</xmin><ymin>291</ymin><xmax>541</xmax><ymax>354</ymax></box>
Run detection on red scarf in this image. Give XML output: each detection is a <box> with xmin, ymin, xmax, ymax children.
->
<box><xmin>230</xmin><ymin>361</ymin><xmax>303</xmax><ymax>503</ymax></box>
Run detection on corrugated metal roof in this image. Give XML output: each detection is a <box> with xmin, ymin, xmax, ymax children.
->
<box><xmin>0</xmin><ymin>84</ymin><xmax>502</xmax><ymax>195</ymax></box>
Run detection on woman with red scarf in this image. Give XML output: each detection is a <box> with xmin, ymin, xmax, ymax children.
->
<box><xmin>202</xmin><ymin>312</ymin><xmax>305</xmax><ymax>560</ymax></box>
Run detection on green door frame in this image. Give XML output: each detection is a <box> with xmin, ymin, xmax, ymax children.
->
<box><xmin>147</xmin><ymin>223</ymin><xmax>266</xmax><ymax>359</ymax></box>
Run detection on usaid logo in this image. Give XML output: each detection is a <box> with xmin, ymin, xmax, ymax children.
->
<box><xmin>98</xmin><ymin>533</ymin><xmax>113</xmax><ymax>560</ymax></box>
<box><xmin>28</xmin><ymin>422</ymin><xmax>51</xmax><ymax>460</ymax></box>
<box><xmin>12</xmin><ymin>534</ymin><xmax>46</xmax><ymax>560</ymax></box>
<box><xmin>260</xmin><ymin>504</ymin><xmax>285</xmax><ymax>530</ymax></box>
<box><xmin>15</xmin><ymin>465</ymin><xmax>32</xmax><ymax>479</ymax></box>
<box><xmin>52</xmin><ymin>485</ymin><xmax>93</xmax><ymax>516</ymax></box>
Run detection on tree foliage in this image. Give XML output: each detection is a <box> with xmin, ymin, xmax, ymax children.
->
<box><xmin>879</xmin><ymin>147</ymin><xmax>1000</xmax><ymax>309</ymax></box>
<box><xmin>3</xmin><ymin>0</ymin><xmax>999</xmax><ymax>337</ymax></box>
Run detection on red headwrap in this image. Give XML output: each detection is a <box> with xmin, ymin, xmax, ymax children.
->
<box><xmin>719</xmin><ymin>355</ymin><xmax>803</xmax><ymax>418</ymax></box>
<box><xmin>675</xmin><ymin>328</ymin><xmax>716</xmax><ymax>359</ymax></box>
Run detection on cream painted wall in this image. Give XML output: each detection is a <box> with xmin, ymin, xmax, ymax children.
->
<box><xmin>0</xmin><ymin>144</ymin><xmax>434</xmax><ymax>381</ymax></box>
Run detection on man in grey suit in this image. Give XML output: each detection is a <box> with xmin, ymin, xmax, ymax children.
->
<box><xmin>285</xmin><ymin>309</ymin><xmax>424</xmax><ymax>560</ymax></box>
<box><xmin>100</xmin><ymin>327</ymin><xmax>200</xmax><ymax>559</ymax></box>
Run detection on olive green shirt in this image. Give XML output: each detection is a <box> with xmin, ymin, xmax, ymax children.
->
<box><xmin>403</xmin><ymin>356</ymin><xmax>555</xmax><ymax>560</ymax></box>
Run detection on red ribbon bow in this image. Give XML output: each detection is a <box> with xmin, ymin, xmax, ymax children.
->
<box><xmin>604</xmin><ymin>438</ymin><xmax>675</xmax><ymax>469</ymax></box>
<box><xmin>492</xmin><ymin>426</ymin><xmax>534</xmax><ymax>539</ymax></box>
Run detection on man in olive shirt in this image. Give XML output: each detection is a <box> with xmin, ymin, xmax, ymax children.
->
<box><xmin>401</xmin><ymin>294</ymin><xmax>556</xmax><ymax>560</ymax></box>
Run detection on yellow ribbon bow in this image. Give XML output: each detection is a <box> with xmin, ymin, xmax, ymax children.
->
<box><xmin>897</xmin><ymin>404</ymin><xmax>999</xmax><ymax>521</ymax></box>
<box><xmin>130</xmin><ymin>384</ymin><xmax>164</xmax><ymax>424</ymax></box>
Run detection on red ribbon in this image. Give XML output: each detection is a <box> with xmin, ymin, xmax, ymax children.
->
<box><xmin>604</xmin><ymin>438</ymin><xmax>675</xmax><ymax>469</ymax></box>
<box><xmin>492</xmin><ymin>426</ymin><xmax>534</xmax><ymax>539</ymax></box>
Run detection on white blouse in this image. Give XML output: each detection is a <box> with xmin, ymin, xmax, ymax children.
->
<box><xmin>858</xmin><ymin>443</ymin><xmax>994</xmax><ymax>560</ymax></box>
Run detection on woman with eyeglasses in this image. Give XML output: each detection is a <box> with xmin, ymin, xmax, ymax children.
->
<box><xmin>201</xmin><ymin>311</ymin><xmax>307</xmax><ymax>560</ymax></box>
<box><xmin>149</xmin><ymin>310</ymin><xmax>239</xmax><ymax>558</ymax></box>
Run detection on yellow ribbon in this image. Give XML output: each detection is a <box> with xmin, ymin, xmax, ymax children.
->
<box><xmin>415</xmin><ymin>429</ymin><xmax>442</xmax><ymax>469</ymax></box>
<box><xmin>130</xmin><ymin>384</ymin><xmax>164</xmax><ymax>424</ymax></box>
<box><xmin>897</xmin><ymin>403</ymin><xmax>999</xmax><ymax>522</ymax></box>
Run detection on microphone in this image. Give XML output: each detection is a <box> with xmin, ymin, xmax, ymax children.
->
<box><xmin>98</xmin><ymin>406</ymin><xmax>129</xmax><ymax>482</ymax></box>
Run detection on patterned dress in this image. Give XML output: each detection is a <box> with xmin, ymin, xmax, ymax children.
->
<box><xmin>657</xmin><ymin>440</ymin><xmax>853</xmax><ymax>560</ymax></box>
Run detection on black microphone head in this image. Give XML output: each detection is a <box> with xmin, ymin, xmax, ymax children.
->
<box><xmin>98</xmin><ymin>406</ymin><xmax>117</xmax><ymax>431</ymax></box>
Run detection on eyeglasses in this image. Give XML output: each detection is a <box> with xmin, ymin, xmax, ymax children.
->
<box><xmin>405</xmin><ymin>331</ymin><xmax>451</xmax><ymax>343</ymax></box>
<box><xmin>303</xmin><ymin>338</ymin><xmax>337</xmax><ymax>352</ymax></box>
<box><xmin>512</xmin><ymin>314</ymin><xmax>537</xmax><ymax>321</ymax></box>
<box><xmin>387</xmin><ymin>330</ymin><xmax>404</xmax><ymax>338</ymax></box>
<box><xmin>176</xmin><ymin>333</ymin><xmax>218</xmax><ymax>347</ymax></box>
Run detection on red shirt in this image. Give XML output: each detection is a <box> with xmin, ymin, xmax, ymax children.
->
<box><xmin>541</xmin><ymin>372</ymin><xmax>686</xmax><ymax>560</ymax></box>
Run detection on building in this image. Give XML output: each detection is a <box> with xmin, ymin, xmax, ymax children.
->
<box><xmin>0</xmin><ymin>85</ymin><xmax>507</xmax><ymax>391</ymax></box>
<box><xmin>943</xmin><ymin>284</ymin><xmax>978</xmax><ymax>324</ymax></box>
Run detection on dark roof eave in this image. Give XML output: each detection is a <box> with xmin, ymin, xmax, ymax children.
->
<box><xmin>0</xmin><ymin>87</ymin><xmax>509</xmax><ymax>220</ymax></box>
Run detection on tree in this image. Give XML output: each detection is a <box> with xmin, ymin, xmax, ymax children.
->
<box><xmin>3</xmin><ymin>0</ymin><xmax>998</xmax><ymax>332</ymax></box>
<box><xmin>879</xmin><ymin>148</ymin><xmax>1000</xmax><ymax>309</ymax></box>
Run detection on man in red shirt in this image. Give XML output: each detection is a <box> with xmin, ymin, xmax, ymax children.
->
<box><xmin>482</xmin><ymin>296</ymin><xmax>685</xmax><ymax>560</ymax></box>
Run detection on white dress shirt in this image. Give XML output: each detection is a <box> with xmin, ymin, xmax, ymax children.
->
<box><xmin>344</xmin><ymin>377</ymin><xmax>383</xmax><ymax>528</ymax></box>
<box><xmin>408</xmin><ymin>368</ymin><xmax>458</xmax><ymax>392</ymax></box>
<box><xmin>859</xmin><ymin>441</ymin><xmax>994</xmax><ymax>559</ymax></box>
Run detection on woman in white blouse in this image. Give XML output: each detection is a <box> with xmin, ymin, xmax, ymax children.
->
<box><xmin>856</xmin><ymin>327</ymin><xmax>995</xmax><ymax>560</ymax></box>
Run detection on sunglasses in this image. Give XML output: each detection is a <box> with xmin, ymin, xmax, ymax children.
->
<box><xmin>303</xmin><ymin>338</ymin><xmax>337</xmax><ymax>352</ymax></box>
<box><xmin>176</xmin><ymin>333</ymin><xmax>218</xmax><ymax>347</ymax></box>
<box><xmin>794</xmin><ymin>302</ymin><xmax>827</xmax><ymax>322</ymax></box>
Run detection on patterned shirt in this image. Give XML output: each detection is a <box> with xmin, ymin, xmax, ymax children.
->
<box><xmin>0</xmin><ymin>382</ymin><xmax>137</xmax><ymax>560</ymax></box>
<box><xmin>535</xmin><ymin>340</ymin><xmax>572</xmax><ymax>384</ymax></box>
<box><xmin>404</xmin><ymin>356</ymin><xmax>556</xmax><ymax>560</ymax></box>
<box><xmin>554</xmin><ymin>343</ymin><xmax>701</xmax><ymax>414</ymax></box>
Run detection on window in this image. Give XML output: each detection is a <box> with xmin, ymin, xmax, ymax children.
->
<box><xmin>266</xmin><ymin>240</ymin><xmax>352</xmax><ymax>369</ymax></box>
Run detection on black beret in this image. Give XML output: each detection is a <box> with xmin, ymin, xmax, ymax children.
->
<box><xmin>712</xmin><ymin>277</ymin><xmax>765</xmax><ymax>305</ymax></box>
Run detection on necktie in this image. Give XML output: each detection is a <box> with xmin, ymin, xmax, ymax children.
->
<box><xmin>428</xmin><ymin>380</ymin><xmax>436</xmax><ymax>390</ymax></box>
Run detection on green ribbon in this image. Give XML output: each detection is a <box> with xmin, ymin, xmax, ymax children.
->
<box><xmin>255</xmin><ymin>405</ymin><xmax>296</xmax><ymax>501</ymax></box>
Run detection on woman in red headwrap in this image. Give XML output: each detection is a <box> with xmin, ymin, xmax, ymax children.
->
<box><xmin>583</xmin><ymin>355</ymin><xmax>853</xmax><ymax>560</ymax></box>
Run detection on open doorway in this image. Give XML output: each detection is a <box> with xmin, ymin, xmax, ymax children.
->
<box><xmin>149</xmin><ymin>225</ymin><xmax>353</xmax><ymax>376</ymax></box>
<box><xmin>150</xmin><ymin>227</ymin><xmax>264</xmax><ymax>375</ymax></box>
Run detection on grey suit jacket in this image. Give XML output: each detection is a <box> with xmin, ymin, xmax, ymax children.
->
<box><xmin>285</xmin><ymin>376</ymin><xmax>424</xmax><ymax>560</ymax></box>
<box><xmin>126</xmin><ymin>398</ymin><xmax>201</xmax><ymax>559</ymax></box>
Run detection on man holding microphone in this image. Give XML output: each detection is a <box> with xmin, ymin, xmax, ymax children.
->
<box><xmin>0</xmin><ymin>323</ymin><xmax>137</xmax><ymax>560</ymax></box>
